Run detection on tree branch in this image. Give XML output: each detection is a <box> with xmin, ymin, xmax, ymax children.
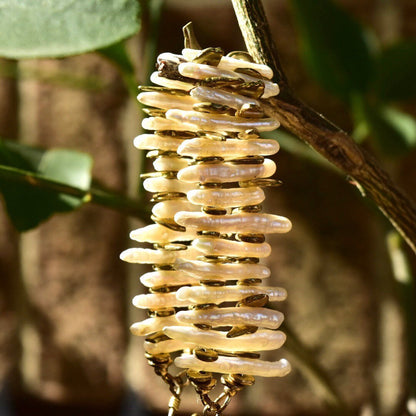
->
<box><xmin>231</xmin><ymin>0</ymin><xmax>416</xmax><ymax>255</ymax></box>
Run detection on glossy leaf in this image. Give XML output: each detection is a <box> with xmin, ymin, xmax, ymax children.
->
<box><xmin>0</xmin><ymin>0</ymin><xmax>140</xmax><ymax>59</ymax></box>
<box><xmin>0</xmin><ymin>140</ymin><xmax>92</xmax><ymax>231</ymax></box>
<box><xmin>291</xmin><ymin>0</ymin><xmax>374</xmax><ymax>101</ymax></box>
<box><xmin>373</xmin><ymin>40</ymin><xmax>416</xmax><ymax>102</ymax></box>
<box><xmin>38</xmin><ymin>149</ymin><xmax>92</xmax><ymax>207</ymax></box>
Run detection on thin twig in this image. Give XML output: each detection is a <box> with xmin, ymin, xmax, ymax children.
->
<box><xmin>0</xmin><ymin>164</ymin><xmax>149</xmax><ymax>220</ymax></box>
<box><xmin>231</xmin><ymin>0</ymin><xmax>416</xmax><ymax>255</ymax></box>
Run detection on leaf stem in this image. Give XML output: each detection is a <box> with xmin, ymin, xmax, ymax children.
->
<box><xmin>0</xmin><ymin>164</ymin><xmax>149</xmax><ymax>221</ymax></box>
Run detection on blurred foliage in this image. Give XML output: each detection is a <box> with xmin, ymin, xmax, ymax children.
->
<box><xmin>291</xmin><ymin>0</ymin><xmax>416</xmax><ymax>157</ymax></box>
<box><xmin>98</xmin><ymin>40</ymin><xmax>138</xmax><ymax>95</ymax></box>
<box><xmin>291</xmin><ymin>0</ymin><xmax>373</xmax><ymax>102</ymax></box>
<box><xmin>352</xmin><ymin>99</ymin><xmax>416</xmax><ymax>155</ymax></box>
<box><xmin>0</xmin><ymin>139</ymin><xmax>92</xmax><ymax>231</ymax></box>
<box><xmin>373</xmin><ymin>40</ymin><xmax>416</xmax><ymax>102</ymax></box>
<box><xmin>0</xmin><ymin>0</ymin><xmax>142</xmax><ymax>231</ymax></box>
<box><xmin>0</xmin><ymin>0</ymin><xmax>140</xmax><ymax>59</ymax></box>
<box><xmin>290</xmin><ymin>0</ymin><xmax>416</xmax><ymax>407</ymax></box>
<box><xmin>99</xmin><ymin>40</ymin><xmax>136</xmax><ymax>78</ymax></box>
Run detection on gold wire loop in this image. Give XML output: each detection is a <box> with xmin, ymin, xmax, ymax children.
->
<box><xmin>168</xmin><ymin>395</ymin><xmax>181</xmax><ymax>416</ymax></box>
<box><xmin>203</xmin><ymin>405</ymin><xmax>218</xmax><ymax>416</ymax></box>
<box><xmin>202</xmin><ymin>400</ymin><xmax>221</xmax><ymax>416</ymax></box>
<box><xmin>215</xmin><ymin>391</ymin><xmax>232</xmax><ymax>412</ymax></box>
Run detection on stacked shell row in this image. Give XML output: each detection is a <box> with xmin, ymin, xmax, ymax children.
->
<box><xmin>121</xmin><ymin>46</ymin><xmax>292</xmax><ymax>379</ymax></box>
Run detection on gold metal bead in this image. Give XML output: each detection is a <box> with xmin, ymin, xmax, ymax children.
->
<box><xmin>145</xmin><ymin>352</ymin><xmax>172</xmax><ymax>365</ymax></box>
<box><xmin>192</xmin><ymin>47</ymin><xmax>224</xmax><ymax>66</ymax></box>
<box><xmin>193</xmin><ymin>102</ymin><xmax>234</xmax><ymax>115</ymax></box>
<box><xmin>226</xmin><ymin>325</ymin><xmax>258</xmax><ymax>338</ymax></box>
<box><xmin>151</xmin><ymin>215</ymin><xmax>186</xmax><ymax>232</ymax></box>
<box><xmin>145</xmin><ymin>331</ymin><xmax>171</xmax><ymax>344</ymax></box>
<box><xmin>235</xmin><ymin>67</ymin><xmax>267</xmax><ymax>79</ymax></box>
<box><xmin>235</xmin><ymin>233</ymin><xmax>266</xmax><ymax>243</ymax></box>
<box><xmin>193</xmin><ymin>323</ymin><xmax>212</xmax><ymax>330</ymax></box>
<box><xmin>230</xmin><ymin>80</ymin><xmax>265</xmax><ymax>99</ymax></box>
<box><xmin>239</xmin><ymin>293</ymin><xmax>269</xmax><ymax>307</ymax></box>
<box><xmin>138</xmin><ymin>85</ymin><xmax>189</xmax><ymax>96</ymax></box>
<box><xmin>194</xmin><ymin>348</ymin><xmax>219</xmax><ymax>362</ymax></box>
<box><xmin>148</xmin><ymin>308</ymin><xmax>176</xmax><ymax>317</ymax></box>
<box><xmin>198</xmin><ymin>76</ymin><xmax>244</xmax><ymax>88</ymax></box>
<box><xmin>226</xmin><ymin>51</ymin><xmax>255</xmax><ymax>63</ymax></box>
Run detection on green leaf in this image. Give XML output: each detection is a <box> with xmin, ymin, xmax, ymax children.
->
<box><xmin>353</xmin><ymin>102</ymin><xmax>416</xmax><ymax>156</ymax></box>
<box><xmin>373</xmin><ymin>40</ymin><xmax>416</xmax><ymax>102</ymax></box>
<box><xmin>0</xmin><ymin>0</ymin><xmax>140</xmax><ymax>59</ymax></box>
<box><xmin>38</xmin><ymin>149</ymin><xmax>92</xmax><ymax>207</ymax></box>
<box><xmin>291</xmin><ymin>0</ymin><xmax>374</xmax><ymax>101</ymax></box>
<box><xmin>0</xmin><ymin>139</ymin><xmax>44</xmax><ymax>170</ymax></box>
<box><xmin>0</xmin><ymin>140</ymin><xmax>92</xmax><ymax>231</ymax></box>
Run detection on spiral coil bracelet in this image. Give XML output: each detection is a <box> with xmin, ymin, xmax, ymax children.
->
<box><xmin>121</xmin><ymin>24</ymin><xmax>292</xmax><ymax>416</ymax></box>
